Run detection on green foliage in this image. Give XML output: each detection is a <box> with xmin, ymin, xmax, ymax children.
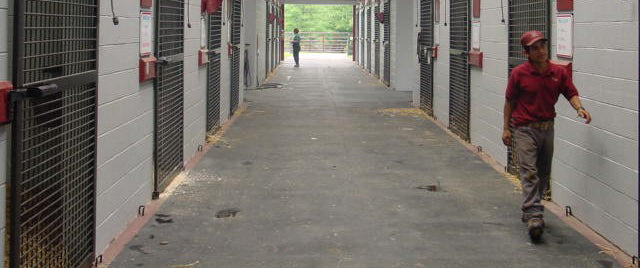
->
<box><xmin>285</xmin><ymin>5</ymin><xmax>353</xmax><ymax>33</ymax></box>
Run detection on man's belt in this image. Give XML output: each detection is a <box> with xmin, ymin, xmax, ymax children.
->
<box><xmin>526</xmin><ymin>120</ymin><xmax>554</xmax><ymax>130</ymax></box>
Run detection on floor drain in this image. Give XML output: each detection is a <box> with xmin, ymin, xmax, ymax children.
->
<box><xmin>216</xmin><ymin>208</ymin><xmax>240</xmax><ymax>218</ymax></box>
<box><xmin>416</xmin><ymin>185</ymin><xmax>438</xmax><ymax>192</ymax></box>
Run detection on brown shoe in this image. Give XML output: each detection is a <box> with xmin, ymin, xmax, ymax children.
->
<box><xmin>527</xmin><ymin>218</ymin><xmax>544</xmax><ymax>242</ymax></box>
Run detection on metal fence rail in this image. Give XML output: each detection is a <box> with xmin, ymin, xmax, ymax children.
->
<box><xmin>285</xmin><ymin>32</ymin><xmax>351</xmax><ymax>53</ymax></box>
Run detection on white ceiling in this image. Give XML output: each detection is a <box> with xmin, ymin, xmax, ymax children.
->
<box><xmin>281</xmin><ymin>0</ymin><xmax>359</xmax><ymax>5</ymax></box>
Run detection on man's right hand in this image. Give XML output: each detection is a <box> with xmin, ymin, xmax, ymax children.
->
<box><xmin>502</xmin><ymin>129</ymin><xmax>512</xmax><ymax>146</ymax></box>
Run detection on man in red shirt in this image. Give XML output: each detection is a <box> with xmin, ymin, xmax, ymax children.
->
<box><xmin>502</xmin><ymin>31</ymin><xmax>592</xmax><ymax>242</ymax></box>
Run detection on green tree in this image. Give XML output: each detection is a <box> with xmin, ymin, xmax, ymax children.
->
<box><xmin>285</xmin><ymin>5</ymin><xmax>353</xmax><ymax>33</ymax></box>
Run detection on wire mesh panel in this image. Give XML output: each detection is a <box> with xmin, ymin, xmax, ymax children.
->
<box><xmin>449</xmin><ymin>0</ymin><xmax>470</xmax><ymax>141</ymax></box>
<box><xmin>374</xmin><ymin>5</ymin><xmax>381</xmax><ymax>77</ymax></box>
<box><xmin>360</xmin><ymin>8</ymin><xmax>365</xmax><ymax>66</ymax></box>
<box><xmin>366</xmin><ymin>7</ymin><xmax>372</xmax><ymax>71</ymax></box>
<box><xmin>266</xmin><ymin>1</ymin><xmax>270</xmax><ymax>76</ymax></box>
<box><xmin>419</xmin><ymin>0</ymin><xmax>434</xmax><ymax>116</ymax></box>
<box><xmin>154</xmin><ymin>0</ymin><xmax>185</xmax><ymax>196</ymax></box>
<box><xmin>383</xmin><ymin>0</ymin><xmax>391</xmax><ymax>86</ymax></box>
<box><xmin>11</xmin><ymin>1</ymin><xmax>98</xmax><ymax>267</ymax></box>
<box><xmin>230</xmin><ymin>0</ymin><xmax>242</xmax><ymax>116</ymax></box>
<box><xmin>207</xmin><ymin>9</ymin><xmax>223</xmax><ymax>132</ymax></box>
<box><xmin>507</xmin><ymin>0</ymin><xmax>550</xmax><ymax>174</ymax></box>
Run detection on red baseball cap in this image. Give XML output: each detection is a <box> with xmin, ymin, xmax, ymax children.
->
<box><xmin>520</xmin><ymin>30</ymin><xmax>548</xmax><ymax>47</ymax></box>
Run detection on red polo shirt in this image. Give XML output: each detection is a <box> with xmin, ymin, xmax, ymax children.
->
<box><xmin>505</xmin><ymin>60</ymin><xmax>579</xmax><ymax>127</ymax></box>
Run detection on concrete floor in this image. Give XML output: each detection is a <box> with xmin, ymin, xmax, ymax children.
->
<box><xmin>110</xmin><ymin>54</ymin><xmax>619</xmax><ymax>267</ymax></box>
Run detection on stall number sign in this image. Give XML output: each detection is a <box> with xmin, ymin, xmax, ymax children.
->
<box><xmin>556</xmin><ymin>14</ymin><xmax>573</xmax><ymax>58</ymax></box>
<box><xmin>471</xmin><ymin>20</ymin><xmax>480</xmax><ymax>50</ymax></box>
<box><xmin>140</xmin><ymin>12</ymin><xmax>153</xmax><ymax>56</ymax></box>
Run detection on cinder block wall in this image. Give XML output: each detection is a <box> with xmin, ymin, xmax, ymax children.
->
<box><xmin>0</xmin><ymin>0</ymin><xmax>8</xmax><ymax>264</ymax></box>
<box><xmin>392</xmin><ymin>0</ymin><xmax>418</xmax><ymax>92</ymax></box>
<box><xmin>219</xmin><ymin>2</ymin><xmax>231</xmax><ymax>125</ymax></box>
<box><xmin>469</xmin><ymin>0</ymin><xmax>509</xmax><ymax>166</ymax></box>
<box><xmin>183</xmin><ymin>0</ymin><xmax>208</xmax><ymax>166</ymax></box>
<box><xmin>433</xmin><ymin>0</ymin><xmax>450</xmax><ymax>125</ymax></box>
<box><xmin>551</xmin><ymin>0</ymin><xmax>638</xmax><ymax>255</ymax></box>
<box><xmin>464</xmin><ymin>0</ymin><xmax>638</xmax><ymax>255</ymax></box>
<box><xmin>96</xmin><ymin>0</ymin><xmax>155</xmax><ymax>254</ymax></box>
<box><xmin>256</xmin><ymin>1</ymin><xmax>266</xmax><ymax>84</ymax></box>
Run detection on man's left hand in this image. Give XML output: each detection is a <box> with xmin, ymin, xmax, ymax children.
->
<box><xmin>578</xmin><ymin>108</ymin><xmax>592</xmax><ymax>124</ymax></box>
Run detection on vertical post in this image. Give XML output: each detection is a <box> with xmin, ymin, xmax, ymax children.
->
<box><xmin>353</xmin><ymin>5</ymin><xmax>356</xmax><ymax>60</ymax></box>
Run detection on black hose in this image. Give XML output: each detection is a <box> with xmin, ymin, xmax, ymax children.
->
<box><xmin>111</xmin><ymin>0</ymin><xmax>119</xmax><ymax>25</ymax></box>
<box><xmin>244</xmin><ymin>48</ymin><xmax>251</xmax><ymax>87</ymax></box>
<box><xmin>500</xmin><ymin>0</ymin><xmax>506</xmax><ymax>23</ymax></box>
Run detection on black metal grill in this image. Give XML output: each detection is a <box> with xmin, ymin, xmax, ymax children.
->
<box><xmin>507</xmin><ymin>0</ymin><xmax>550</xmax><ymax>174</ymax></box>
<box><xmin>383</xmin><ymin>0</ymin><xmax>391</xmax><ymax>86</ymax></box>
<box><xmin>419</xmin><ymin>0</ymin><xmax>434</xmax><ymax>116</ymax></box>
<box><xmin>154</xmin><ymin>0</ymin><xmax>185</xmax><ymax>197</ymax></box>
<box><xmin>265</xmin><ymin>1</ymin><xmax>270</xmax><ymax>76</ymax></box>
<box><xmin>230</xmin><ymin>0</ymin><xmax>241</xmax><ymax>116</ymax></box>
<box><xmin>448</xmin><ymin>0</ymin><xmax>470</xmax><ymax>141</ymax></box>
<box><xmin>207</xmin><ymin>9</ymin><xmax>222</xmax><ymax>132</ymax></box>
<box><xmin>11</xmin><ymin>1</ymin><xmax>98</xmax><ymax>267</ymax></box>
<box><xmin>360</xmin><ymin>8</ymin><xmax>365</xmax><ymax>66</ymax></box>
<box><xmin>366</xmin><ymin>7</ymin><xmax>372</xmax><ymax>71</ymax></box>
<box><xmin>374</xmin><ymin>5</ymin><xmax>380</xmax><ymax>77</ymax></box>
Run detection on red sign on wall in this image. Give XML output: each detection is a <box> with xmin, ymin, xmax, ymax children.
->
<box><xmin>473</xmin><ymin>0</ymin><xmax>480</xmax><ymax>18</ymax></box>
<box><xmin>557</xmin><ymin>0</ymin><xmax>573</xmax><ymax>11</ymax></box>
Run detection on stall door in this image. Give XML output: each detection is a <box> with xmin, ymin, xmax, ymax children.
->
<box><xmin>207</xmin><ymin>7</ymin><xmax>223</xmax><ymax>132</ymax></box>
<box><xmin>366</xmin><ymin>7</ymin><xmax>372</xmax><ymax>71</ymax></box>
<box><xmin>374</xmin><ymin>5</ymin><xmax>381</xmax><ymax>77</ymax></box>
<box><xmin>506</xmin><ymin>0</ymin><xmax>550</xmax><ymax>174</ymax></box>
<box><xmin>448</xmin><ymin>0</ymin><xmax>470</xmax><ymax>141</ymax></box>
<box><xmin>419</xmin><ymin>0</ymin><xmax>435</xmax><ymax>116</ymax></box>
<box><xmin>10</xmin><ymin>1</ymin><xmax>98</xmax><ymax>266</ymax></box>
<box><xmin>265</xmin><ymin>1</ymin><xmax>271</xmax><ymax>76</ymax></box>
<box><xmin>383</xmin><ymin>0</ymin><xmax>391</xmax><ymax>86</ymax></box>
<box><xmin>154</xmin><ymin>0</ymin><xmax>185</xmax><ymax>197</ymax></box>
<box><xmin>360</xmin><ymin>9</ymin><xmax>365</xmax><ymax>66</ymax></box>
<box><xmin>230</xmin><ymin>0</ymin><xmax>242</xmax><ymax>116</ymax></box>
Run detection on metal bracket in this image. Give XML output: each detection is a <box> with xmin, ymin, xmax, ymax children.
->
<box><xmin>94</xmin><ymin>255</ymin><xmax>103</xmax><ymax>267</ymax></box>
<box><xmin>565</xmin><ymin>206</ymin><xmax>573</xmax><ymax>216</ymax></box>
<box><xmin>138</xmin><ymin>205</ymin><xmax>145</xmax><ymax>216</ymax></box>
<box><xmin>8</xmin><ymin>83</ymin><xmax>59</xmax><ymax>121</ymax></box>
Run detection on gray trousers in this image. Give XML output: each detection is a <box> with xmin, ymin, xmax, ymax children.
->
<box><xmin>513</xmin><ymin>122</ymin><xmax>554</xmax><ymax>220</ymax></box>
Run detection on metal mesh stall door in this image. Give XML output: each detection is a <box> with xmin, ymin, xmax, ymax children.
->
<box><xmin>366</xmin><ymin>7</ymin><xmax>372</xmax><ymax>71</ymax></box>
<box><xmin>266</xmin><ymin>1</ymin><xmax>270</xmax><ymax>76</ymax></box>
<box><xmin>448</xmin><ymin>0</ymin><xmax>470</xmax><ymax>141</ymax></box>
<box><xmin>383</xmin><ymin>0</ymin><xmax>391</xmax><ymax>86</ymax></box>
<box><xmin>154</xmin><ymin>0</ymin><xmax>185</xmax><ymax>196</ymax></box>
<box><xmin>374</xmin><ymin>5</ymin><xmax>381</xmax><ymax>77</ymax></box>
<box><xmin>207</xmin><ymin>9</ymin><xmax>223</xmax><ymax>132</ymax></box>
<box><xmin>230</xmin><ymin>0</ymin><xmax>242</xmax><ymax>116</ymax></box>
<box><xmin>419</xmin><ymin>0</ymin><xmax>435</xmax><ymax>116</ymax></box>
<box><xmin>360</xmin><ymin>9</ymin><xmax>365</xmax><ymax>66</ymax></box>
<box><xmin>11</xmin><ymin>1</ymin><xmax>98</xmax><ymax>267</ymax></box>
<box><xmin>506</xmin><ymin>0</ymin><xmax>550</xmax><ymax>174</ymax></box>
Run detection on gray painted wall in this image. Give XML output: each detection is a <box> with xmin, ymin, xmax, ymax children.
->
<box><xmin>96</xmin><ymin>0</ymin><xmax>155</xmax><ymax>254</ymax></box>
<box><xmin>433</xmin><ymin>0</ymin><xmax>450</xmax><ymax>125</ymax></box>
<box><xmin>390</xmin><ymin>0</ymin><xmax>416</xmax><ymax>92</ymax></box>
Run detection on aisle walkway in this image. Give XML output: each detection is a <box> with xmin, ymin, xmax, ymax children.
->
<box><xmin>111</xmin><ymin>54</ymin><xmax>618</xmax><ymax>267</ymax></box>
